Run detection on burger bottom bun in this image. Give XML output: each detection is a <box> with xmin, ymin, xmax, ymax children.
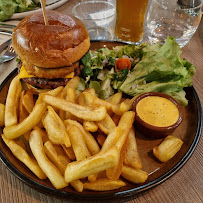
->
<box><xmin>23</xmin><ymin>61</ymin><xmax>79</xmax><ymax>79</ymax></box>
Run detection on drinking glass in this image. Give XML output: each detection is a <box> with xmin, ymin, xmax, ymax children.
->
<box><xmin>115</xmin><ymin>0</ymin><xmax>149</xmax><ymax>44</ymax></box>
<box><xmin>72</xmin><ymin>1</ymin><xmax>116</xmax><ymax>40</ymax></box>
<box><xmin>146</xmin><ymin>0</ymin><xmax>202</xmax><ymax>47</ymax></box>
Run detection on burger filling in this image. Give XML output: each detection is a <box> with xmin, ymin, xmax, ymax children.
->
<box><xmin>17</xmin><ymin>60</ymin><xmax>81</xmax><ymax>89</ymax></box>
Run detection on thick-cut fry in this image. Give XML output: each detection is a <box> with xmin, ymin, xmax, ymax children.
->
<box><xmin>61</xmin><ymin>145</ymin><xmax>76</xmax><ymax>161</ymax></box>
<box><xmin>78</xmin><ymin>92</ymin><xmax>94</xmax><ymax>107</ymax></box>
<box><xmin>83</xmin><ymin>121</ymin><xmax>98</xmax><ymax>132</ymax></box>
<box><xmin>58</xmin><ymin>77</ymin><xmax>80</xmax><ymax>120</ymax></box>
<box><xmin>66</xmin><ymin>87</ymin><xmax>76</xmax><ymax>103</ymax></box>
<box><xmin>92</xmin><ymin>97</ymin><xmax>118</xmax><ymax>114</ymax></box>
<box><xmin>106</xmin><ymin>111</ymin><xmax>135</xmax><ymax>180</ymax></box>
<box><xmin>115</xmin><ymin>111</ymin><xmax>135</xmax><ymax>151</ymax></box>
<box><xmin>101</xmin><ymin>127</ymin><xmax>123</xmax><ymax>152</ymax></box>
<box><xmin>121</xmin><ymin>165</ymin><xmax>148</xmax><ymax>184</ymax></box>
<box><xmin>66</xmin><ymin>125</ymin><xmax>91</xmax><ymax>161</ymax></box>
<box><xmin>65</xmin><ymin>88</ymin><xmax>77</xmax><ymax>120</ymax></box>
<box><xmin>96</xmin><ymin>113</ymin><xmax>116</xmax><ymax>135</ymax></box>
<box><xmin>2</xmin><ymin>134</ymin><xmax>47</xmax><ymax>179</ymax></box>
<box><xmin>64</xmin><ymin>119</ymin><xmax>100</xmax><ymax>155</ymax></box>
<box><xmin>124</xmin><ymin>127</ymin><xmax>142</xmax><ymax>169</ymax></box>
<box><xmin>96</xmin><ymin>134</ymin><xmax>106</xmax><ymax>146</ymax></box>
<box><xmin>70</xmin><ymin>180</ymin><xmax>83</xmax><ymax>193</ymax></box>
<box><xmin>33</xmin><ymin>126</ymin><xmax>49</xmax><ymax>143</ymax></box>
<box><xmin>83</xmin><ymin>88</ymin><xmax>96</xmax><ymax>96</ymax></box>
<box><xmin>43</xmin><ymin>94</ymin><xmax>106</xmax><ymax>121</ymax></box>
<box><xmin>0</xmin><ymin>103</ymin><xmax>5</xmax><ymax>127</ymax></box>
<box><xmin>106</xmin><ymin>140</ymin><xmax>127</xmax><ymax>180</ymax></box>
<box><xmin>107</xmin><ymin>92</ymin><xmax>122</xmax><ymax>104</ymax></box>
<box><xmin>84</xmin><ymin>178</ymin><xmax>126</xmax><ymax>191</ymax></box>
<box><xmin>153</xmin><ymin>136</ymin><xmax>183</xmax><ymax>162</ymax></box>
<box><xmin>118</xmin><ymin>96</ymin><xmax>138</xmax><ymax>114</ymax></box>
<box><xmin>59</xmin><ymin>76</ymin><xmax>80</xmax><ymax>97</ymax></box>
<box><xmin>22</xmin><ymin>90</ymin><xmax>34</xmax><ymax>113</ymax></box>
<box><xmin>5</xmin><ymin>75</ymin><xmax>22</xmax><ymax>127</ymax></box>
<box><xmin>43</xmin><ymin>106</ymin><xmax>71</xmax><ymax>147</ymax></box>
<box><xmin>44</xmin><ymin>141</ymin><xmax>70</xmax><ymax>175</ymax></box>
<box><xmin>29</xmin><ymin>129</ymin><xmax>68</xmax><ymax>189</ymax></box>
<box><xmin>65</xmin><ymin>146</ymin><xmax>119</xmax><ymax>183</ymax></box>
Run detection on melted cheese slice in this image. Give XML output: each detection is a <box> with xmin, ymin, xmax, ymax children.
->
<box><xmin>19</xmin><ymin>66</ymin><xmax>74</xmax><ymax>79</ymax></box>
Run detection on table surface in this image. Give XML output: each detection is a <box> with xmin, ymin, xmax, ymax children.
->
<box><xmin>0</xmin><ymin>0</ymin><xmax>202</xmax><ymax>202</ymax></box>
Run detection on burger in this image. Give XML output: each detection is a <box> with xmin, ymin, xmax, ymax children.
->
<box><xmin>12</xmin><ymin>10</ymin><xmax>90</xmax><ymax>91</ymax></box>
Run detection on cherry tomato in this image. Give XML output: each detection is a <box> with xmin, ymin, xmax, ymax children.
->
<box><xmin>115</xmin><ymin>58</ymin><xmax>131</xmax><ymax>71</ymax></box>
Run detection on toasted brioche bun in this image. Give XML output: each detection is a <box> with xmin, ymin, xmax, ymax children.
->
<box><xmin>12</xmin><ymin>10</ymin><xmax>90</xmax><ymax>68</ymax></box>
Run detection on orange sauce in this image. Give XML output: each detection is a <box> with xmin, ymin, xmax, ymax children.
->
<box><xmin>136</xmin><ymin>96</ymin><xmax>179</xmax><ymax>127</ymax></box>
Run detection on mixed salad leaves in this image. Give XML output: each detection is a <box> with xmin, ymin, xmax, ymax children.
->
<box><xmin>0</xmin><ymin>0</ymin><xmax>40</xmax><ymax>21</ymax></box>
<box><xmin>79</xmin><ymin>37</ymin><xmax>196</xmax><ymax>106</ymax></box>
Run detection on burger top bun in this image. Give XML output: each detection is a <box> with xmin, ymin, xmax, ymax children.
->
<box><xmin>12</xmin><ymin>10</ymin><xmax>90</xmax><ymax>68</ymax></box>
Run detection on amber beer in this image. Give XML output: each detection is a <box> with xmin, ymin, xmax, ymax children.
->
<box><xmin>115</xmin><ymin>0</ymin><xmax>148</xmax><ymax>42</ymax></box>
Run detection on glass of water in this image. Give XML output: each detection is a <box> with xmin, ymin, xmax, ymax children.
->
<box><xmin>146</xmin><ymin>0</ymin><xmax>202</xmax><ymax>47</ymax></box>
<box><xmin>72</xmin><ymin>1</ymin><xmax>116</xmax><ymax>40</ymax></box>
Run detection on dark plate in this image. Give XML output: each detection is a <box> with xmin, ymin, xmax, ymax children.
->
<box><xmin>0</xmin><ymin>41</ymin><xmax>202</xmax><ymax>200</ymax></box>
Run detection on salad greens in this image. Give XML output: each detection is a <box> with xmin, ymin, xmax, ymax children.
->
<box><xmin>0</xmin><ymin>0</ymin><xmax>39</xmax><ymax>21</ymax></box>
<box><xmin>80</xmin><ymin>37</ymin><xmax>196</xmax><ymax>106</ymax></box>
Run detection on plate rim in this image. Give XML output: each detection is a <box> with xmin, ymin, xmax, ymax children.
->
<box><xmin>0</xmin><ymin>43</ymin><xmax>202</xmax><ymax>199</ymax></box>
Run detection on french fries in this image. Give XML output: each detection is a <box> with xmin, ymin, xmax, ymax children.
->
<box><xmin>0</xmin><ymin>75</ymin><xmax>185</xmax><ymax>193</ymax></box>
<box><xmin>43</xmin><ymin>94</ymin><xmax>106</xmax><ymax>121</ymax></box>
<box><xmin>29</xmin><ymin>129</ymin><xmax>68</xmax><ymax>189</ymax></box>
<box><xmin>2</xmin><ymin>134</ymin><xmax>47</xmax><ymax>179</ymax></box>
<box><xmin>64</xmin><ymin>119</ymin><xmax>100</xmax><ymax>155</ymax></box>
<box><xmin>84</xmin><ymin>178</ymin><xmax>126</xmax><ymax>191</ymax></box>
<box><xmin>44</xmin><ymin>141</ymin><xmax>70</xmax><ymax>175</ymax></box>
<box><xmin>153</xmin><ymin>136</ymin><xmax>183</xmax><ymax>162</ymax></box>
<box><xmin>66</xmin><ymin>124</ymin><xmax>91</xmax><ymax>161</ymax></box>
<box><xmin>121</xmin><ymin>165</ymin><xmax>148</xmax><ymax>184</ymax></box>
<box><xmin>0</xmin><ymin>103</ymin><xmax>5</xmax><ymax>127</ymax></box>
<box><xmin>3</xmin><ymin>87</ymin><xmax>63</xmax><ymax>139</ymax></box>
<box><xmin>65</xmin><ymin>146</ymin><xmax>120</xmax><ymax>183</ymax></box>
<box><xmin>5</xmin><ymin>75</ymin><xmax>22</xmax><ymax>127</ymax></box>
<box><xmin>83</xmin><ymin>120</ymin><xmax>98</xmax><ymax>132</ymax></box>
<box><xmin>61</xmin><ymin>145</ymin><xmax>76</xmax><ymax>161</ymax></box>
<box><xmin>124</xmin><ymin>127</ymin><xmax>142</xmax><ymax>169</ymax></box>
<box><xmin>96</xmin><ymin>113</ymin><xmax>116</xmax><ymax>135</ymax></box>
<box><xmin>3</xmin><ymin>95</ymin><xmax>47</xmax><ymax>139</ymax></box>
<box><xmin>43</xmin><ymin>106</ymin><xmax>71</xmax><ymax>147</ymax></box>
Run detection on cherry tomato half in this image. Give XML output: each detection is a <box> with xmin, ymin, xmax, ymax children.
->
<box><xmin>115</xmin><ymin>58</ymin><xmax>131</xmax><ymax>71</ymax></box>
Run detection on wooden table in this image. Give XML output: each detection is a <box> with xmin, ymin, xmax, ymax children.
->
<box><xmin>0</xmin><ymin>1</ymin><xmax>202</xmax><ymax>202</ymax></box>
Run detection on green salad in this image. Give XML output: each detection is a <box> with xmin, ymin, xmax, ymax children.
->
<box><xmin>78</xmin><ymin>37</ymin><xmax>196</xmax><ymax>106</ymax></box>
<box><xmin>0</xmin><ymin>0</ymin><xmax>40</xmax><ymax>21</ymax></box>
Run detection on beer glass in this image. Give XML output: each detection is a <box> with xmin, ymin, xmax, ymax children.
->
<box><xmin>115</xmin><ymin>0</ymin><xmax>148</xmax><ymax>43</ymax></box>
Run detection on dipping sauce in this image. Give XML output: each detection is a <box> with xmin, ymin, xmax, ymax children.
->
<box><xmin>136</xmin><ymin>96</ymin><xmax>179</xmax><ymax>127</ymax></box>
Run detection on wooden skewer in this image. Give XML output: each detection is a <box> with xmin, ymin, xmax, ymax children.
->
<box><xmin>40</xmin><ymin>0</ymin><xmax>49</xmax><ymax>25</ymax></box>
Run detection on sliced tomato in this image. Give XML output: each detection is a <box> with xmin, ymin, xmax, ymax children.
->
<box><xmin>115</xmin><ymin>58</ymin><xmax>131</xmax><ymax>71</ymax></box>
